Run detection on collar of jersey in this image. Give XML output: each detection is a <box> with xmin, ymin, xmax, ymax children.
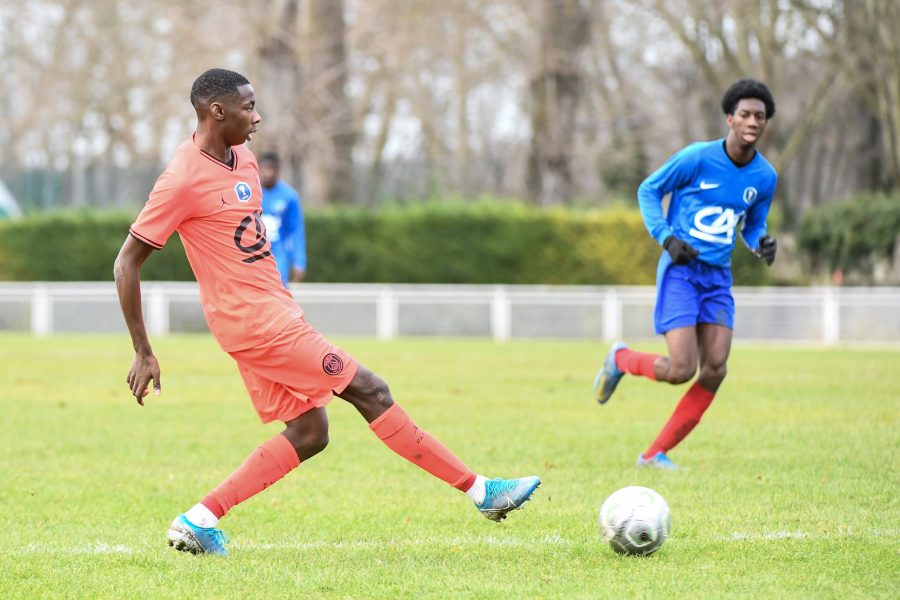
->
<box><xmin>192</xmin><ymin>133</ymin><xmax>238</xmax><ymax>171</ymax></box>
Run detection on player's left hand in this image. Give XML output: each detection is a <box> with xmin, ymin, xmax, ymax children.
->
<box><xmin>758</xmin><ymin>235</ymin><xmax>777</xmax><ymax>266</ymax></box>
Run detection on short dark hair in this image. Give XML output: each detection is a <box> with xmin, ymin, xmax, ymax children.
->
<box><xmin>190</xmin><ymin>68</ymin><xmax>250</xmax><ymax>109</ymax></box>
<box><xmin>721</xmin><ymin>79</ymin><xmax>776</xmax><ymax>119</ymax></box>
<box><xmin>259</xmin><ymin>152</ymin><xmax>280</xmax><ymax>166</ymax></box>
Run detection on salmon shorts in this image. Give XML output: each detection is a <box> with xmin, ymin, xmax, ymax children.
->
<box><xmin>229</xmin><ymin>317</ymin><xmax>359</xmax><ymax>423</ymax></box>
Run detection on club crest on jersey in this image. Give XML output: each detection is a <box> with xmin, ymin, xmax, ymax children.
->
<box><xmin>323</xmin><ymin>353</ymin><xmax>344</xmax><ymax>376</ymax></box>
<box><xmin>743</xmin><ymin>187</ymin><xmax>758</xmax><ymax>205</ymax></box>
<box><xmin>234</xmin><ymin>181</ymin><xmax>252</xmax><ymax>203</ymax></box>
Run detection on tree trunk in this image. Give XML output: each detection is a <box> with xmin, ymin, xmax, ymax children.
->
<box><xmin>527</xmin><ymin>0</ymin><xmax>591</xmax><ymax>207</ymax></box>
<box><xmin>305</xmin><ymin>0</ymin><xmax>355</xmax><ymax>204</ymax></box>
<box><xmin>256</xmin><ymin>0</ymin><xmax>304</xmax><ymax>186</ymax></box>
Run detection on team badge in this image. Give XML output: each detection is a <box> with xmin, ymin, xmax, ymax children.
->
<box><xmin>234</xmin><ymin>181</ymin><xmax>252</xmax><ymax>203</ymax></box>
<box><xmin>743</xmin><ymin>187</ymin><xmax>758</xmax><ymax>204</ymax></box>
<box><xmin>323</xmin><ymin>353</ymin><xmax>344</xmax><ymax>376</ymax></box>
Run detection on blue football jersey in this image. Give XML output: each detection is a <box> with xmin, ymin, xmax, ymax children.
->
<box><xmin>260</xmin><ymin>180</ymin><xmax>307</xmax><ymax>284</ymax></box>
<box><xmin>637</xmin><ymin>139</ymin><xmax>777</xmax><ymax>268</ymax></box>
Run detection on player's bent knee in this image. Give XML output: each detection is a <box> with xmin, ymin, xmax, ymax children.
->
<box><xmin>341</xmin><ymin>368</ymin><xmax>395</xmax><ymax>419</ymax></box>
<box><xmin>282</xmin><ymin>413</ymin><xmax>330</xmax><ymax>460</ymax></box>
<box><xmin>305</xmin><ymin>432</ymin><xmax>329</xmax><ymax>458</ymax></box>
<box><xmin>700</xmin><ymin>363</ymin><xmax>727</xmax><ymax>384</ymax></box>
<box><xmin>291</xmin><ymin>431</ymin><xmax>329</xmax><ymax>460</ymax></box>
<box><xmin>667</xmin><ymin>364</ymin><xmax>697</xmax><ymax>384</ymax></box>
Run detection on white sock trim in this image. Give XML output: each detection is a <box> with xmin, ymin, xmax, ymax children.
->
<box><xmin>465</xmin><ymin>475</ymin><xmax>487</xmax><ymax>505</ymax></box>
<box><xmin>185</xmin><ymin>503</ymin><xmax>219</xmax><ymax>529</ymax></box>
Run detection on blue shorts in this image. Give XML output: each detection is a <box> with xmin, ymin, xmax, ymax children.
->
<box><xmin>654</xmin><ymin>255</ymin><xmax>734</xmax><ymax>335</ymax></box>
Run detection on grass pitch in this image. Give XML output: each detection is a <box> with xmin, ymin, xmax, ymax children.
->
<box><xmin>0</xmin><ymin>334</ymin><xmax>897</xmax><ymax>598</ymax></box>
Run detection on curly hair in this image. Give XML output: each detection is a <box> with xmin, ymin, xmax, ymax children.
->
<box><xmin>190</xmin><ymin>68</ymin><xmax>250</xmax><ymax>109</ymax></box>
<box><xmin>721</xmin><ymin>79</ymin><xmax>776</xmax><ymax>119</ymax></box>
<box><xmin>259</xmin><ymin>152</ymin><xmax>280</xmax><ymax>166</ymax></box>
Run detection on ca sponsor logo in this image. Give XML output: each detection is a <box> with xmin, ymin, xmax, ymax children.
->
<box><xmin>261</xmin><ymin>213</ymin><xmax>282</xmax><ymax>242</ymax></box>
<box><xmin>689</xmin><ymin>206</ymin><xmax>745</xmax><ymax>245</ymax></box>
<box><xmin>699</xmin><ymin>181</ymin><xmax>720</xmax><ymax>190</ymax></box>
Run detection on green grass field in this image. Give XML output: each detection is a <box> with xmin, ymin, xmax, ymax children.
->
<box><xmin>1</xmin><ymin>334</ymin><xmax>897</xmax><ymax>598</ymax></box>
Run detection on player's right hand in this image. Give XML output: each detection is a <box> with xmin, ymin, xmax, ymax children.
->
<box><xmin>127</xmin><ymin>353</ymin><xmax>161</xmax><ymax>405</ymax></box>
<box><xmin>663</xmin><ymin>236</ymin><xmax>700</xmax><ymax>265</ymax></box>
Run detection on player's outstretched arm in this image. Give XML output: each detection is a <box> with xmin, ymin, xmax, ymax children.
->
<box><xmin>114</xmin><ymin>235</ymin><xmax>161</xmax><ymax>405</ymax></box>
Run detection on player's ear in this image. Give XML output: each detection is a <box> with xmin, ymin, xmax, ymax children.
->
<box><xmin>209</xmin><ymin>101</ymin><xmax>226</xmax><ymax>121</ymax></box>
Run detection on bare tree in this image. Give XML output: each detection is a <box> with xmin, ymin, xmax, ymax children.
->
<box><xmin>1</xmin><ymin>0</ymin><xmax>896</xmax><ymax>216</ymax></box>
<box><xmin>527</xmin><ymin>0</ymin><xmax>592</xmax><ymax>206</ymax></box>
<box><xmin>252</xmin><ymin>0</ymin><xmax>305</xmax><ymax>186</ymax></box>
<box><xmin>304</xmin><ymin>0</ymin><xmax>355</xmax><ymax>204</ymax></box>
<box><xmin>247</xmin><ymin>0</ymin><xmax>355</xmax><ymax>206</ymax></box>
<box><xmin>832</xmin><ymin>0</ymin><xmax>900</xmax><ymax>188</ymax></box>
<box><xmin>344</xmin><ymin>0</ymin><xmax>534</xmax><ymax>201</ymax></box>
<box><xmin>2</xmin><ymin>0</ymin><xmax>247</xmax><ymax>208</ymax></box>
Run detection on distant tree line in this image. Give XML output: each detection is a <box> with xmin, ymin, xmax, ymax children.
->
<box><xmin>1</xmin><ymin>0</ymin><xmax>897</xmax><ymax>226</ymax></box>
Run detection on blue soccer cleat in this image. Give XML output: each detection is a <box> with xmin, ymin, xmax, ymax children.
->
<box><xmin>594</xmin><ymin>342</ymin><xmax>627</xmax><ymax>404</ymax></box>
<box><xmin>166</xmin><ymin>513</ymin><xmax>230</xmax><ymax>556</ymax></box>
<box><xmin>476</xmin><ymin>476</ymin><xmax>541</xmax><ymax>522</ymax></box>
<box><xmin>636</xmin><ymin>451</ymin><xmax>679</xmax><ymax>470</ymax></box>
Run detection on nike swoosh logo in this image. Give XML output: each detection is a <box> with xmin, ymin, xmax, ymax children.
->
<box><xmin>699</xmin><ymin>181</ymin><xmax>720</xmax><ymax>190</ymax></box>
<box><xmin>483</xmin><ymin>498</ymin><xmax>516</xmax><ymax>512</ymax></box>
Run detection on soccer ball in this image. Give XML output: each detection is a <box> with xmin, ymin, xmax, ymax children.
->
<box><xmin>598</xmin><ymin>486</ymin><xmax>671</xmax><ymax>556</ymax></box>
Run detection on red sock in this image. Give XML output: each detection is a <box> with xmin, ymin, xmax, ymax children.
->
<box><xmin>202</xmin><ymin>433</ymin><xmax>300</xmax><ymax>519</ymax></box>
<box><xmin>643</xmin><ymin>382</ymin><xmax>715</xmax><ymax>458</ymax></box>
<box><xmin>615</xmin><ymin>348</ymin><xmax>659</xmax><ymax>380</ymax></box>
<box><xmin>369</xmin><ymin>404</ymin><xmax>477</xmax><ymax>492</ymax></box>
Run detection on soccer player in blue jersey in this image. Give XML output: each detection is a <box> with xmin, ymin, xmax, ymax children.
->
<box><xmin>593</xmin><ymin>79</ymin><xmax>778</xmax><ymax>469</ymax></box>
<box><xmin>259</xmin><ymin>153</ymin><xmax>307</xmax><ymax>285</ymax></box>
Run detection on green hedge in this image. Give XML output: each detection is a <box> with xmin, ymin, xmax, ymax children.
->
<box><xmin>0</xmin><ymin>202</ymin><xmax>771</xmax><ymax>285</ymax></box>
<box><xmin>798</xmin><ymin>194</ymin><xmax>900</xmax><ymax>272</ymax></box>
<box><xmin>0</xmin><ymin>211</ymin><xmax>192</xmax><ymax>281</ymax></box>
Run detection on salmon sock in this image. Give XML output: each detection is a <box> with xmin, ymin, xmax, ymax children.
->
<box><xmin>201</xmin><ymin>433</ymin><xmax>300</xmax><ymax>519</ymax></box>
<box><xmin>615</xmin><ymin>348</ymin><xmax>659</xmax><ymax>380</ymax></box>
<box><xmin>643</xmin><ymin>382</ymin><xmax>715</xmax><ymax>458</ymax></box>
<box><xmin>369</xmin><ymin>404</ymin><xmax>477</xmax><ymax>492</ymax></box>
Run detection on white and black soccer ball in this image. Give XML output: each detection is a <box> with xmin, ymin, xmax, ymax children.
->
<box><xmin>598</xmin><ymin>486</ymin><xmax>671</xmax><ymax>556</ymax></box>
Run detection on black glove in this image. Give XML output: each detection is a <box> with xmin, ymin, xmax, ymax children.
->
<box><xmin>757</xmin><ymin>235</ymin><xmax>777</xmax><ymax>266</ymax></box>
<box><xmin>663</xmin><ymin>236</ymin><xmax>699</xmax><ymax>265</ymax></box>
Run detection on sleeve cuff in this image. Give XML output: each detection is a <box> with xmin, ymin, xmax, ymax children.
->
<box><xmin>129</xmin><ymin>228</ymin><xmax>164</xmax><ymax>250</ymax></box>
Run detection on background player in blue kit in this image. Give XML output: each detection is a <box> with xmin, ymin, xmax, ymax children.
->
<box><xmin>594</xmin><ymin>79</ymin><xmax>779</xmax><ymax>469</ymax></box>
<box><xmin>259</xmin><ymin>153</ymin><xmax>307</xmax><ymax>285</ymax></box>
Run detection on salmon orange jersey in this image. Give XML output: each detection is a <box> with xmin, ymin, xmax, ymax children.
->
<box><xmin>131</xmin><ymin>135</ymin><xmax>302</xmax><ymax>351</ymax></box>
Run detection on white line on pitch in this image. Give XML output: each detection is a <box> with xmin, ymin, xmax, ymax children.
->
<box><xmin>8</xmin><ymin>533</ymin><xmax>572</xmax><ymax>555</ymax></box>
<box><xmin>6</xmin><ymin>528</ymin><xmax>898</xmax><ymax>555</ymax></box>
<box><xmin>18</xmin><ymin>542</ymin><xmax>134</xmax><ymax>555</ymax></box>
<box><xmin>714</xmin><ymin>527</ymin><xmax>900</xmax><ymax>542</ymax></box>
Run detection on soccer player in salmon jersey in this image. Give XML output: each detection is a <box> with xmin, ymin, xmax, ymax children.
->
<box><xmin>114</xmin><ymin>69</ymin><xmax>540</xmax><ymax>556</ymax></box>
<box><xmin>593</xmin><ymin>79</ymin><xmax>778</xmax><ymax>470</ymax></box>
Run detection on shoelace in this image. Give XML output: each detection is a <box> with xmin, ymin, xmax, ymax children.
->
<box><xmin>485</xmin><ymin>478</ymin><xmax>518</xmax><ymax>501</ymax></box>
<box><xmin>210</xmin><ymin>528</ymin><xmax>230</xmax><ymax>547</ymax></box>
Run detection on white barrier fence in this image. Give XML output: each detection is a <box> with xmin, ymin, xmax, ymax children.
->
<box><xmin>1</xmin><ymin>282</ymin><xmax>898</xmax><ymax>343</ymax></box>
